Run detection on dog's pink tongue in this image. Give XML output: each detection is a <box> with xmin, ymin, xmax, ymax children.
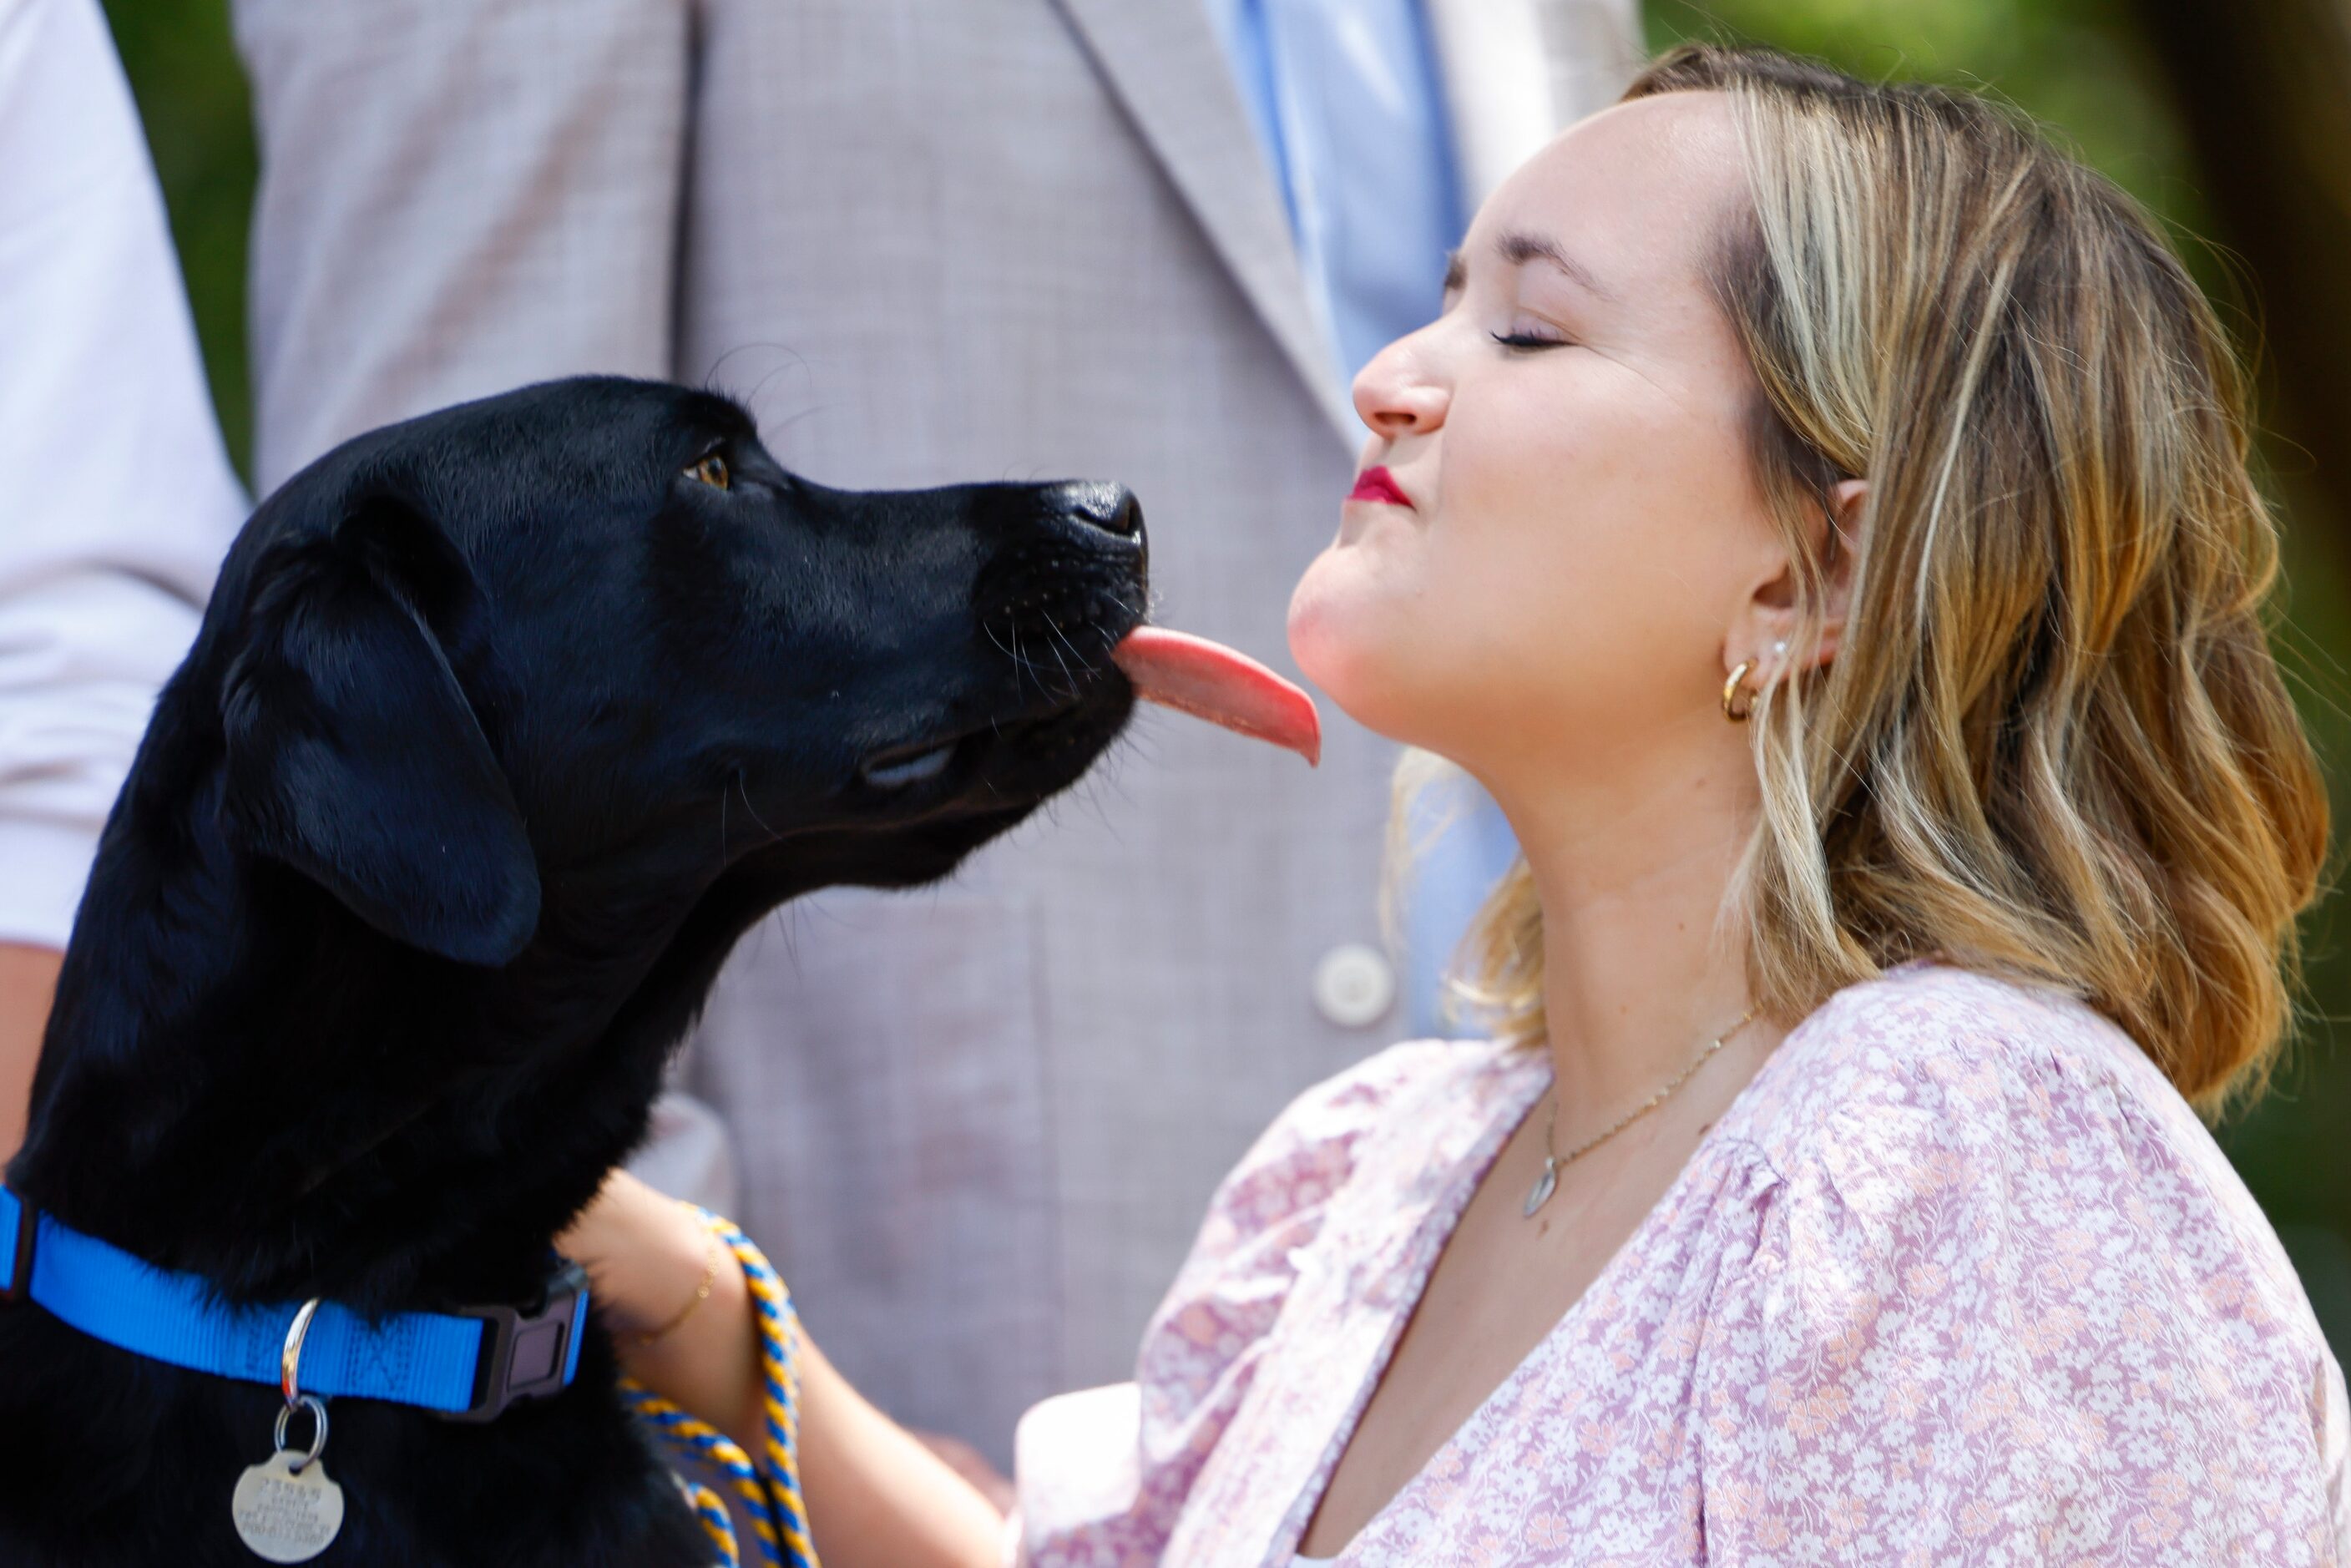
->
<box><xmin>1111</xmin><ymin>627</ymin><xmax>1322</xmax><ymax>766</ymax></box>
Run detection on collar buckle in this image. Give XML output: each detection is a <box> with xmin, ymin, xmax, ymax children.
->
<box><xmin>441</xmin><ymin>1260</ymin><xmax>589</xmax><ymax>1423</ymax></box>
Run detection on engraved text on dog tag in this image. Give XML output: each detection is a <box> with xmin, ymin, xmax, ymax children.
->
<box><xmin>231</xmin><ymin>1450</ymin><xmax>346</xmax><ymax>1563</ymax></box>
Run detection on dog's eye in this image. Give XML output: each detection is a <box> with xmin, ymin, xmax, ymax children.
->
<box><xmin>686</xmin><ymin>453</ymin><xmax>731</xmax><ymax>491</ymax></box>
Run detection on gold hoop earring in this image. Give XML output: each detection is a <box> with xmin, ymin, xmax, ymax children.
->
<box><xmin>1722</xmin><ymin>661</ymin><xmax>1755</xmax><ymax>723</ymax></box>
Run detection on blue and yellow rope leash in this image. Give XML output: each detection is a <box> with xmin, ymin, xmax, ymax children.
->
<box><xmin>620</xmin><ymin>1209</ymin><xmax>821</xmax><ymax>1568</ymax></box>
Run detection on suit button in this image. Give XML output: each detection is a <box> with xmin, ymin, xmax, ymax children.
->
<box><xmin>1312</xmin><ymin>943</ymin><xmax>1396</xmax><ymax>1029</ymax></box>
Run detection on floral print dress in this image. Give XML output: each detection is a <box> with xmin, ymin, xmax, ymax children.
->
<box><xmin>1012</xmin><ymin>964</ymin><xmax>2349</xmax><ymax>1565</ymax></box>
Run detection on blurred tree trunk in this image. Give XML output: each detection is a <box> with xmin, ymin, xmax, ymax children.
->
<box><xmin>2124</xmin><ymin>0</ymin><xmax>2351</xmax><ymax>550</ymax></box>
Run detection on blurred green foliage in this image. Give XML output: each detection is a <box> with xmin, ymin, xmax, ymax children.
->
<box><xmin>99</xmin><ymin>0</ymin><xmax>2348</xmax><ymax>1350</ymax></box>
<box><xmin>100</xmin><ymin>0</ymin><xmax>254</xmax><ymax>477</ymax></box>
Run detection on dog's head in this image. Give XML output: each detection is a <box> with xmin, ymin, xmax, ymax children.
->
<box><xmin>14</xmin><ymin>377</ymin><xmax>1176</xmax><ymax>1295</ymax></box>
<box><xmin>210</xmin><ymin>377</ymin><xmax>1146</xmax><ymax>969</ymax></box>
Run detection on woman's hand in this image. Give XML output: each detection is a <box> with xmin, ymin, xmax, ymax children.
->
<box><xmin>560</xmin><ymin>1169</ymin><xmax>768</xmax><ymax>1447</ymax></box>
<box><xmin>559</xmin><ymin>1170</ymin><xmax>1010</xmax><ymax>1568</ymax></box>
<box><xmin>0</xmin><ymin>943</ymin><xmax>62</xmax><ymax>1162</ymax></box>
<box><xmin>559</xmin><ymin>1169</ymin><xmax>724</xmax><ymax>1341</ymax></box>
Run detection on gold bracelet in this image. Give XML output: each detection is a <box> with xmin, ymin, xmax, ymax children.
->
<box><xmin>630</xmin><ymin>1227</ymin><xmax>721</xmax><ymax>1348</ymax></box>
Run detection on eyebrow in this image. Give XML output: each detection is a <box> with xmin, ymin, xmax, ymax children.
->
<box><xmin>1443</xmin><ymin>232</ymin><xmax>1617</xmax><ymax>303</ymax></box>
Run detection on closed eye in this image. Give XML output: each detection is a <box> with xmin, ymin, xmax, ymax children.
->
<box><xmin>1491</xmin><ymin>331</ymin><xmax>1571</xmax><ymax>352</ymax></box>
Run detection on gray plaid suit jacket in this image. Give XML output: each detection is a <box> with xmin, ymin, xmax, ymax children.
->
<box><xmin>235</xmin><ymin>0</ymin><xmax>1642</xmax><ymax>1460</ymax></box>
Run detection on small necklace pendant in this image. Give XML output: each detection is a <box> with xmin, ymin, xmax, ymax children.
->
<box><xmin>1523</xmin><ymin>1157</ymin><xmax>1560</xmax><ymax>1219</ymax></box>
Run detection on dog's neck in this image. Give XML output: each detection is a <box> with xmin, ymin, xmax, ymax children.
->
<box><xmin>8</xmin><ymin>720</ymin><xmax>765</xmax><ymax>1317</ymax></box>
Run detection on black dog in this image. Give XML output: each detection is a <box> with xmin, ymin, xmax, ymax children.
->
<box><xmin>0</xmin><ymin>377</ymin><xmax>1155</xmax><ymax>1565</ymax></box>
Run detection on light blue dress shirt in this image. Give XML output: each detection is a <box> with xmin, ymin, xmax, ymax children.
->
<box><xmin>1205</xmin><ymin>0</ymin><xmax>1461</xmax><ymax>385</ymax></box>
<box><xmin>1206</xmin><ymin>0</ymin><xmax>1519</xmax><ymax>1036</ymax></box>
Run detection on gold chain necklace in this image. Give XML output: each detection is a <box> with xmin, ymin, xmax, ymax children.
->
<box><xmin>1522</xmin><ymin>1010</ymin><xmax>1757</xmax><ymax>1220</ymax></box>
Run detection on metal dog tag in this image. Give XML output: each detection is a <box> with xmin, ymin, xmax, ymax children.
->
<box><xmin>230</xmin><ymin>1450</ymin><xmax>346</xmax><ymax>1563</ymax></box>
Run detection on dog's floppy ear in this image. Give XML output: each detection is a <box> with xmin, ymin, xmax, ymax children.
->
<box><xmin>220</xmin><ymin>491</ymin><xmax>540</xmax><ymax>966</ymax></box>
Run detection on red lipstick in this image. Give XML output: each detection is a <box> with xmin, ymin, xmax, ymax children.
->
<box><xmin>1347</xmin><ymin>467</ymin><xmax>1410</xmax><ymax>508</ymax></box>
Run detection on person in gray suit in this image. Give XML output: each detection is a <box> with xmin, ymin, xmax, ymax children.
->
<box><xmin>232</xmin><ymin>0</ymin><xmax>1641</xmax><ymax>1469</ymax></box>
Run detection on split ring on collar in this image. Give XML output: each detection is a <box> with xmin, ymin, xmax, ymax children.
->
<box><xmin>281</xmin><ymin>1297</ymin><xmax>322</xmax><ymax>1408</ymax></box>
<box><xmin>274</xmin><ymin>1394</ymin><xmax>330</xmax><ymax>1474</ymax></box>
<box><xmin>278</xmin><ymin>1297</ymin><xmax>329</xmax><ymax>1472</ymax></box>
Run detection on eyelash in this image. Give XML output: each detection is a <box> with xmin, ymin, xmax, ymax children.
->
<box><xmin>1491</xmin><ymin>331</ymin><xmax>1570</xmax><ymax>352</ymax></box>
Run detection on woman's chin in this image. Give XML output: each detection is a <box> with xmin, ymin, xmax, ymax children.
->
<box><xmin>1287</xmin><ymin>563</ymin><xmax>1362</xmax><ymax>687</ymax></box>
<box><xmin>1287</xmin><ymin>575</ymin><xmax>1421</xmax><ymax>744</ymax></box>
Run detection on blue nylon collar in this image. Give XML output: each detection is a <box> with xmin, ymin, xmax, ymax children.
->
<box><xmin>0</xmin><ymin>1186</ymin><xmax>588</xmax><ymax>1419</ymax></box>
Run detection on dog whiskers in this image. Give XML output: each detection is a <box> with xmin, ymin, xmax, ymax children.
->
<box><xmin>983</xmin><ymin>622</ymin><xmax>1024</xmax><ymax>679</ymax></box>
<box><xmin>1006</xmin><ymin>620</ymin><xmax>1046</xmax><ymax>699</ymax></box>
<box><xmin>1044</xmin><ymin>614</ymin><xmax>1107</xmax><ymax>702</ymax></box>
<box><xmin>1041</xmin><ymin>613</ymin><xmax>1097</xmax><ymax>675</ymax></box>
<box><xmin>735</xmin><ymin>771</ymin><xmax>781</xmax><ymax>843</ymax></box>
<box><xmin>1043</xmin><ymin>632</ymin><xmax>1078</xmax><ymax>701</ymax></box>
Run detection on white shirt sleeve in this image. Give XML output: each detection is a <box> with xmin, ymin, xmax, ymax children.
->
<box><xmin>0</xmin><ymin>0</ymin><xmax>246</xmax><ymax>948</ymax></box>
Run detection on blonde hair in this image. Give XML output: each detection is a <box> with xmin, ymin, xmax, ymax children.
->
<box><xmin>1423</xmin><ymin>43</ymin><xmax>2328</xmax><ymax>1114</ymax></box>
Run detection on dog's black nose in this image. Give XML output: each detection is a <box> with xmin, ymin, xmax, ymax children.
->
<box><xmin>1049</xmin><ymin>482</ymin><xmax>1143</xmax><ymax>539</ymax></box>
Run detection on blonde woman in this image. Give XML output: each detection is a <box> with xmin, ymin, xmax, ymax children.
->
<box><xmin>564</xmin><ymin>43</ymin><xmax>2350</xmax><ymax>1566</ymax></box>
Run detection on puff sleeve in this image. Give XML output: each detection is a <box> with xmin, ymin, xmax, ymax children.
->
<box><xmin>1691</xmin><ymin>1010</ymin><xmax>2348</xmax><ymax>1565</ymax></box>
<box><xmin>1012</xmin><ymin>1042</ymin><xmax>1457</xmax><ymax>1567</ymax></box>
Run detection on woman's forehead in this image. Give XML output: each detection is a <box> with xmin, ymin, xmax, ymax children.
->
<box><xmin>1471</xmin><ymin>93</ymin><xmax>1748</xmax><ymax>295</ymax></box>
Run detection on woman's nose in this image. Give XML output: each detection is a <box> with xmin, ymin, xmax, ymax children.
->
<box><xmin>1352</xmin><ymin>336</ymin><xmax>1449</xmax><ymax>441</ymax></box>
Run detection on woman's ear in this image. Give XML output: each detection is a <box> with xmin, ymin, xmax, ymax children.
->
<box><xmin>1807</xmin><ymin>478</ymin><xmax>1870</xmax><ymax>668</ymax></box>
<box><xmin>1734</xmin><ymin>478</ymin><xmax>1870</xmax><ymax>687</ymax></box>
